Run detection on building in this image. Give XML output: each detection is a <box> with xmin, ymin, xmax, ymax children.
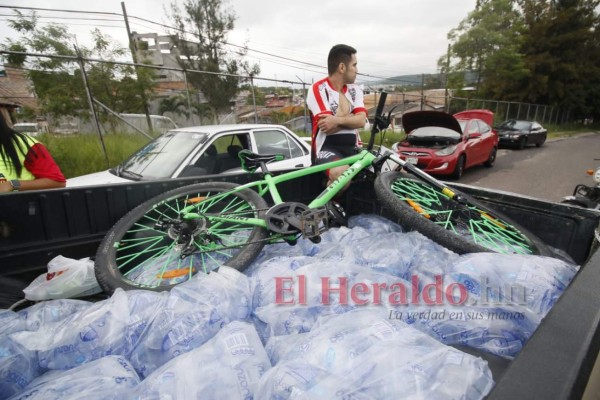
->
<box><xmin>0</xmin><ymin>65</ymin><xmax>40</xmax><ymax>123</ymax></box>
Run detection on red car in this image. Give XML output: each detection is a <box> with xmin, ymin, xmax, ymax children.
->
<box><xmin>393</xmin><ymin>109</ymin><xmax>498</xmax><ymax>179</ymax></box>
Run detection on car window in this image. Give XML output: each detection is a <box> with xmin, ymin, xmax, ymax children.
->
<box><xmin>499</xmin><ymin>120</ymin><xmax>531</xmax><ymax>130</ymax></box>
<box><xmin>208</xmin><ymin>133</ymin><xmax>250</xmax><ymax>172</ymax></box>
<box><xmin>468</xmin><ymin>121</ymin><xmax>480</xmax><ymax>135</ymax></box>
<box><xmin>479</xmin><ymin>120</ymin><xmax>491</xmax><ymax>133</ymax></box>
<box><xmin>531</xmin><ymin>123</ymin><xmax>542</xmax><ymax>131</ymax></box>
<box><xmin>253</xmin><ymin>129</ymin><xmax>305</xmax><ymax>159</ymax></box>
<box><xmin>211</xmin><ymin>134</ymin><xmax>247</xmax><ymax>155</ymax></box>
<box><xmin>120</xmin><ymin>131</ymin><xmax>207</xmax><ymax>179</ymax></box>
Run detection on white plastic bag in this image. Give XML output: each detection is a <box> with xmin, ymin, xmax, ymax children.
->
<box><xmin>23</xmin><ymin>255</ymin><xmax>103</xmax><ymax>301</ymax></box>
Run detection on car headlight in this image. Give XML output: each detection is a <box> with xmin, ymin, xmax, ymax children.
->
<box><xmin>435</xmin><ymin>145</ymin><xmax>457</xmax><ymax>156</ymax></box>
<box><xmin>594</xmin><ymin>167</ymin><xmax>600</xmax><ymax>183</ymax></box>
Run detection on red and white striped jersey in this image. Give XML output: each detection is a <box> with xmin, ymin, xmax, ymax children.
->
<box><xmin>306</xmin><ymin>77</ymin><xmax>367</xmax><ymax>160</ymax></box>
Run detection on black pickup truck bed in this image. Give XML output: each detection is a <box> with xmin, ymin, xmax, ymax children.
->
<box><xmin>0</xmin><ymin>173</ymin><xmax>599</xmax><ymax>399</ymax></box>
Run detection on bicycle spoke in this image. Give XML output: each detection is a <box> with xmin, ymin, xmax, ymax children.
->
<box><xmin>108</xmin><ymin>185</ymin><xmax>266</xmax><ymax>290</ymax></box>
<box><xmin>389</xmin><ymin>177</ymin><xmax>534</xmax><ymax>255</ymax></box>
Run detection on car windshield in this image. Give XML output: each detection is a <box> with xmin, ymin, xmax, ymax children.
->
<box><xmin>458</xmin><ymin>120</ymin><xmax>467</xmax><ymax>133</ymax></box>
<box><xmin>118</xmin><ymin>130</ymin><xmax>207</xmax><ymax>179</ymax></box>
<box><xmin>498</xmin><ymin>120</ymin><xmax>531</xmax><ymax>130</ymax></box>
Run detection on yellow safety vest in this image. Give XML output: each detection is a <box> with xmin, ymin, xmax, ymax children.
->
<box><xmin>0</xmin><ymin>135</ymin><xmax>38</xmax><ymax>180</ymax></box>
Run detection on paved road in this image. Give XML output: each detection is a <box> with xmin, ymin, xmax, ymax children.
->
<box><xmin>455</xmin><ymin>133</ymin><xmax>599</xmax><ymax>203</ymax></box>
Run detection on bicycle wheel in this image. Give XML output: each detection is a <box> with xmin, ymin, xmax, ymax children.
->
<box><xmin>374</xmin><ymin>172</ymin><xmax>554</xmax><ymax>257</ymax></box>
<box><xmin>95</xmin><ymin>182</ymin><xmax>269</xmax><ymax>293</ymax></box>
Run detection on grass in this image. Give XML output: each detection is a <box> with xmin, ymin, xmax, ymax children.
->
<box><xmin>545</xmin><ymin>124</ymin><xmax>598</xmax><ymax>139</ymax></box>
<box><xmin>39</xmin><ymin>132</ymin><xmax>149</xmax><ymax>178</ymax></box>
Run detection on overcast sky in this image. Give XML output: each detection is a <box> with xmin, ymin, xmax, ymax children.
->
<box><xmin>0</xmin><ymin>0</ymin><xmax>477</xmax><ymax>87</ymax></box>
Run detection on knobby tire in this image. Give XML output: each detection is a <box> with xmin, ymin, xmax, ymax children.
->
<box><xmin>374</xmin><ymin>172</ymin><xmax>554</xmax><ymax>257</ymax></box>
<box><xmin>95</xmin><ymin>182</ymin><xmax>268</xmax><ymax>293</ymax></box>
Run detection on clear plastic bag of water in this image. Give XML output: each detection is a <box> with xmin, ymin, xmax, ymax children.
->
<box><xmin>7</xmin><ymin>355</ymin><xmax>139</xmax><ymax>400</ymax></box>
<box><xmin>131</xmin><ymin>321</ymin><xmax>270</xmax><ymax>399</ymax></box>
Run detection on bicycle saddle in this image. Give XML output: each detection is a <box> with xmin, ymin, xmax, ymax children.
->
<box><xmin>239</xmin><ymin>149</ymin><xmax>283</xmax><ymax>172</ymax></box>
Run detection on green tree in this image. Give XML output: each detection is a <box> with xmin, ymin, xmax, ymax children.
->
<box><xmin>159</xmin><ymin>94</ymin><xmax>190</xmax><ymax>117</ymax></box>
<box><xmin>517</xmin><ymin>0</ymin><xmax>600</xmax><ymax>118</ymax></box>
<box><xmin>83</xmin><ymin>29</ymin><xmax>155</xmax><ymax>116</ymax></box>
<box><xmin>240</xmin><ymin>82</ymin><xmax>265</xmax><ymax>107</ymax></box>
<box><xmin>3</xmin><ymin>11</ymin><xmax>82</xmax><ymax>116</ymax></box>
<box><xmin>2</xmin><ymin>11</ymin><xmax>156</xmax><ymax>120</ymax></box>
<box><xmin>168</xmin><ymin>0</ymin><xmax>259</xmax><ymax>123</ymax></box>
<box><xmin>440</xmin><ymin>0</ymin><xmax>528</xmax><ymax>100</ymax></box>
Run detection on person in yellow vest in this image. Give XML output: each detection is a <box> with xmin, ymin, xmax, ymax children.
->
<box><xmin>0</xmin><ymin>113</ymin><xmax>66</xmax><ymax>193</ymax></box>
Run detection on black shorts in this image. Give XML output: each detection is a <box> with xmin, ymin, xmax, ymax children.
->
<box><xmin>314</xmin><ymin>134</ymin><xmax>358</xmax><ymax>176</ymax></box>
<box><xmin>314</xmin><ymin>134</ymin><xmax>358</xmax><ymax>164</ymax></box>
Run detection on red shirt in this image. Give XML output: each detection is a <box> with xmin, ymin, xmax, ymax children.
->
<box><xmin>24</xmin><ymin>143</ymin><xmax>66</xmax><ymax>182</ymax></box>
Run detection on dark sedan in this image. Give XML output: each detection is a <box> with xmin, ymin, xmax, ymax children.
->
<box><xmin>495</xmin><ymin>120</ymin><xmax>547</xmax><ymax>149</ymax></box>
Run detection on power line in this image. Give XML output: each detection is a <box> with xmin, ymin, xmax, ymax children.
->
<box><xmin>0</xmin><ymin>18</ymin><xmax>125</xmax><ymax>29</ymax></box>
<box><xmin>0</xmin><ymin>5</ymin><xmax>122</xmax><ymax>17</ymax></box>
<box><xmin>0</xmin><ymin>13</ymin><xmax>123</xmax><ymax>22</ymax></box>
<box><xmin>0</xmin><ymin>5</ymin><xmax>334</xmax><ymax>75</ymax></box>
<box><xmin>0</xmin><ymin>4</ymin><xmax>422</xmax><ymax>85</ymax></box>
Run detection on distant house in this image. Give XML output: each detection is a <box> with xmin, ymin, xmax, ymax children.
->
<box><xmin>363</xmin><ymin>91</ymin><xmax>450</xmax><ymax>131</ymax></box>
<box><xmin>0</xmin><ymin>66</ymin><xmax>40</xmax><ymax>122</ymax></box>
<box><xmin>265</xmin><ymin>94</ymin><xmax>292</xmax><ymax>108</ymax></box>
<box><xmin>0</xmin><ymin>102</ymin><xmax>18</xmax><ymax>125</ymax></box>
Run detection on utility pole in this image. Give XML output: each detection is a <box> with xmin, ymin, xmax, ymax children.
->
<box><xmin>250</xmin><ymin>76</ymin><xmax>258</xmax><ymax>124</ymax></box>
<box><xmin>296</xmin><ymin>75</ymin><xmax>308</xmax><ymax>133</ymax></box>
<box><xmin>420</xmin><ymin>74</ymin><xmax>425</xmax><ymax>111</ymax></box>
<box><xmin>74</xmin><ymin>45</ymin><xmax>109</xmax><ymax>168</ymax></box>
<box><xmin>444</xmin><ymin>44</ymin><xmax>451</xmax><ymax>112</ymax></box>
<box><xmin>121</xmin><ymin>2</ymin><xmax>153</xmax><ymax>134</ymax></box>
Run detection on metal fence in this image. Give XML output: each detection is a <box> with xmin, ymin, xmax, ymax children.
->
<box><xmin>448</xmin><ymin>96</ymin><xmax>570</xmax><ymax>126</ymax></box>
<box><xmin>1</xmin><ymin>49</ymin><xmax>573</xmax><ymax>142</ymax></box>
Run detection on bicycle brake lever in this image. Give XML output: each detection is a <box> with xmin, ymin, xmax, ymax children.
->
<box><xmin>375</xmin><ymin>115</ymin><xmax>390</xmax><ymax>131</ymax></box>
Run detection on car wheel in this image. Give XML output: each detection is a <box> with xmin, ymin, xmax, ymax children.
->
<box><xmin>518</xmin><ymin>137</ymin><xmax>527</xmax><ymax>150</ymax></box>
<box><xmin>536</xmin><ymin>135</ymin><xmax>546</xmax><ymax>147</ymax></box>
<box><xmin>451</xmin><ymin>155</ymin><xmax>466</xmax><ymax>180</ymax></box>
<box><xmin>484</xmin><ymin>147</ymin><xmax>497</xmax><ymax>168</ymax></box>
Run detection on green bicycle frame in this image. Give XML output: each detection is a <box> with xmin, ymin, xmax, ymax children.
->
<box><xmin>179</xmin><ymin>149</ymin><xmax>378</xmax><ymax>229</ymax></box>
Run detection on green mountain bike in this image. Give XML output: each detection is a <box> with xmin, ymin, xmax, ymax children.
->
<box><xmin>95</xmin><ymin>92</ymin><xmax>554</xmax><ymax>293</ymax></box>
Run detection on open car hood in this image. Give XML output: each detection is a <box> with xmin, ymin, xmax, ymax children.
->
<box><xmin>453</xmin><ymin>109</ymin><xmax>494</xmax><ymax>127</ymax></box>
<box><xmin>402</xmin><ymin>111</ymin><xmax>463</xmax><ymax>135</ymax></box>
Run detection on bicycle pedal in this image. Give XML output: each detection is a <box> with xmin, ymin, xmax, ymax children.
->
<box><xmin>309</xmin><ymin>235</ymin><xmax>322</xmax><ymax>244</ymax></box>
<box><xmin>300</xmin><ymin>208</ymin><xmax>328</xmax><ymax>238</ymax></box>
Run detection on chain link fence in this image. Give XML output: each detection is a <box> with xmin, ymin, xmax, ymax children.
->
<box><xmin>1</xmin><ymin>49</ymin><xmax>574</xmax><ymax>142</ymax></box>
<box><xmin>447</xmin><ymin>97</ymin><xmax>570</xmax><ymax>126</ymax></box>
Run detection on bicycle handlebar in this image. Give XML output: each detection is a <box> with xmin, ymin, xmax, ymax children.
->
<box><xmin>367</xmin><ymin>91</ymin><xmax>389</xmax><ymax>151</ymax></box>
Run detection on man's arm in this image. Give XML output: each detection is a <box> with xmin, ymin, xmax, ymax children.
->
<box><xmin>317</xmin><ymin>111</ymin><xmax>367</xmax><ymax>134</ymax></box>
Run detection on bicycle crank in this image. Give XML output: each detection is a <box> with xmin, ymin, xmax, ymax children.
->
<box><xmin>265</xmin><ymin>202</ymin><xmax>332</xmax><ymax>241</ymax></box>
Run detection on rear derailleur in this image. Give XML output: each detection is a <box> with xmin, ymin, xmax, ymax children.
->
<box><xmin>154</xmin><ymin>217</ymin><xmax>215</xmax><ymax>258</ymax></box>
